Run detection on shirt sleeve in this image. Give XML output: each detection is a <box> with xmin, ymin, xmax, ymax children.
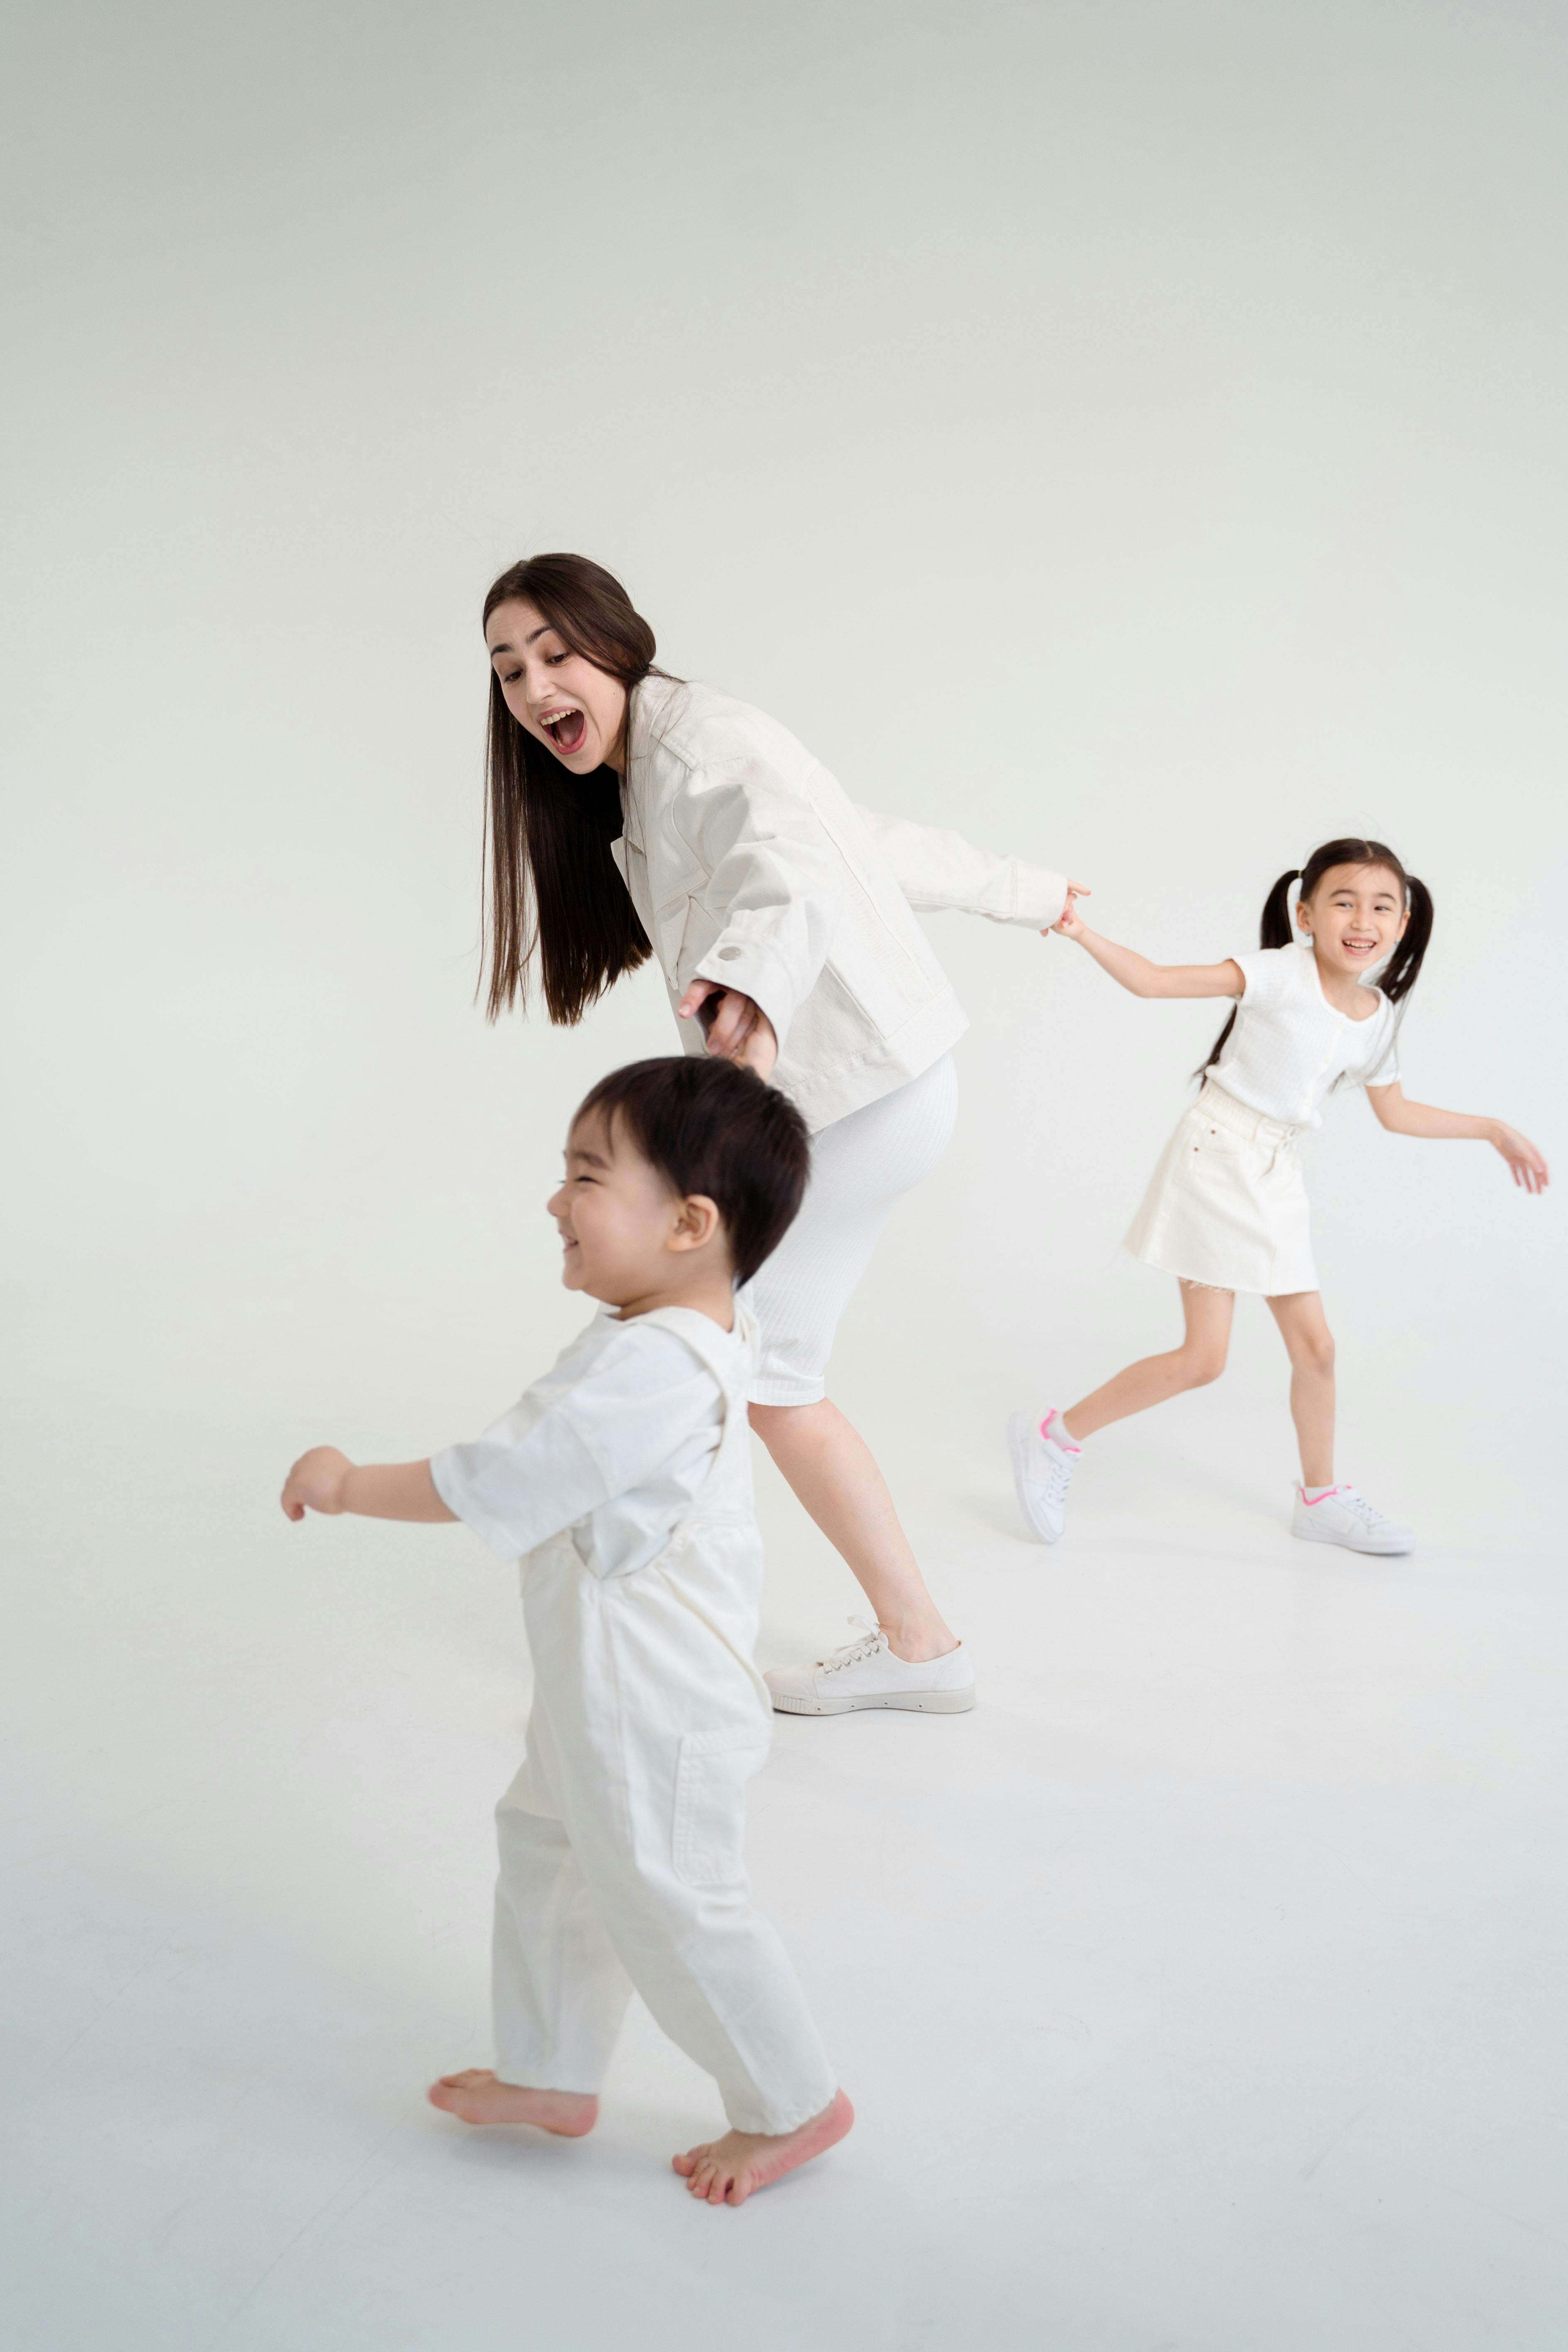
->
<box><xmin>853</xmin><ymin>806</ymin><xmax>1069</xmax><ymax>930</ymax></box>
<box><xmin>1230</xmin><ymin>945</ymin><xmax>1296</xmax><ymax>1005</ymax></box>
<box><xmin>673</xmin><ymin>760</ymin><xmax>846</xmax><ymax>1054</ymax></box>
<box><xmin>429</xmin><ymin>1325</ymin><xmax>722</xmax><ymax>1563</ymax></box>
<box><xmin>1354</xmin><ymin>1007</ymin><xmax>1402</xmax><ymax>1089</ymax></box>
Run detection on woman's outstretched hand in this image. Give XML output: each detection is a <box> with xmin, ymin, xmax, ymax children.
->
<box><xmin>1049</xmin><ymin>882</ymin><xmax>1092</xmax><ymax>941</ymax></box>
<box><xmin>677</xmin><ymin>981</ymin><xmax>779</xmax><ymax>1080</ymax></box>
<box><xmin>1492</xmin><ymin>1122</ymin><xmax>1550</xmax><ymax>1193</ymax></box>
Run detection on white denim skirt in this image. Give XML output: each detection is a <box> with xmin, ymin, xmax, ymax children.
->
<box><xmin>1122</xmin><ymin>1080</ymin><xmax>1317</xmax><ymax>1296</ymax></box>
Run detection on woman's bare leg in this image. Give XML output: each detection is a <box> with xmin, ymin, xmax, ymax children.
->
<box><xmin>1266</xmin><ymin>1291</ymin><xmax>1335</xmax><ymax>1487</ymax></box>
<box><xmin>749</xmin><ymin>1399</ymin><xmax>956</xmax><ymax>1664</ymax></box>
<box><xmin>1060</xmin><ymin>1282</ymin><xmax>1235</xmax><ymax>1440</ymax></box>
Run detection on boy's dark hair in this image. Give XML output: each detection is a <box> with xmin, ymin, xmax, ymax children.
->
<box><xmin>575</xmin><ymin>1056</ymin><xmax>811</xmax><ymax>1285</ymax></box>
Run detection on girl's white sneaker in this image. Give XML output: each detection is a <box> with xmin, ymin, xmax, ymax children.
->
<box><xmin>1008</xmin><ymin>1411</ymin><xmax>1078</xmax><ymax>1544</ymax></box>
<box><xmin>1290</xmin><ymin>1484</ymin><xmax>1414</xmax><ymax>1555</ymax></box>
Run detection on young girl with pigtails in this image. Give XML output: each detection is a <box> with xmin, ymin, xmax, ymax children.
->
<box><xmin>1009</xmin><ymin>839</ymin><xmax>1548</xmax><ymax>1555</ymax></box>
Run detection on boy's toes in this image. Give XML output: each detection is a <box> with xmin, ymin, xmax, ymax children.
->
<box><xmin>428</xmin><ymin>2069</ymin><xmax>493</xmax><ymax>2109</ymax></box>
<box><xmin>671</xmin><ymin>2145</ymin><xmax>703</xmax><ymax>2178</ymax></box>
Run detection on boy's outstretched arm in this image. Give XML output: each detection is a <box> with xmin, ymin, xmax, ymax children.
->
<box><xmin>1366</xmin><ymin>1084</ymin><xmax>1549</xmax><ymax>1191</ymax></box>
<box><xmin>281</xmin><ymin>1448</ymin><xmax>458</xmax><ymax>1523</ymax></box>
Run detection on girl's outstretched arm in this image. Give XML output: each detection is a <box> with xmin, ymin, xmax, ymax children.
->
<box><xmin>1366</xmin><ymin>1084</ymin><xmax>1549</xmax><ymax>1192</ymax></box>
<box><xmin>1051</xmin><ymin>895</ymin><xmax>1243</xmax><ymax>1000</ymax></box>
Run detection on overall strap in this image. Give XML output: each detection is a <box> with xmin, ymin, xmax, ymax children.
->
<box><xmin>632</xmin><ymin>1303</ymin><xmax>756</xmax><ymax>1419</ymax></box>
<box><xmin>630</xmin><ymin>1305</ymin><xmax>757</xmax><ymax>1541</ymax></box>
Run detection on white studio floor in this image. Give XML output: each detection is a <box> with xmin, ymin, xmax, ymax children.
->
<box><xmin>3</xmin><ymin>1252</ymin><xmax>1566</xmax><ymax>2352</ymax></box>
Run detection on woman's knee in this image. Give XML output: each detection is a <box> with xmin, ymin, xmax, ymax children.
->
<box><xmin>1295</xmin><ymin>1330</ymin><xmax>1335</xmax><ymax>1377</ymax></box>
<box><xmin>1175</xmin><ymin>1344</ymin><xmax>1227</xmax><ymax>1389</ymax></box>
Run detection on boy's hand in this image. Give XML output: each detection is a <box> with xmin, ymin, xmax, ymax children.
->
<box><xmin>281</xmin><ymin>1446</ymin><xmax>354</xmax><ymax>1520</ymax></box>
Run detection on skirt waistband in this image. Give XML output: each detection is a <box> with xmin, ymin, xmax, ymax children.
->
<box><xmin>1196</xmin><ymin>1080</ymin><xmax>1304</xmax><ymax>1148</ymax></box>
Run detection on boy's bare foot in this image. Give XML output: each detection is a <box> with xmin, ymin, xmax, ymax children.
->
<box><xmin>427</xmin><ymin>2069</ymin><xmax>598</xmax><ymax>2136</ymax></box>
<box><xmin>671</xmin><ymin>2088</ymin><xmax>853</xmax><ymax>2205</ymax></box>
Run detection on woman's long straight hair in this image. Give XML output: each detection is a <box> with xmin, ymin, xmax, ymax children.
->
<box><xmin>1199</xmin><ymin>837</ymin><xmax>1434</xmax><ymax>1078</ymax></box>
<box><xmin>480</xmin><ymin>554</ymin><xmax>676</xmax><ymax>1024</ymax></box>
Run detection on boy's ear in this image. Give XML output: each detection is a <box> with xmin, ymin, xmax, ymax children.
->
<box><xmin>669</xmin><ymin>1193</ymin><xmax>723</xmax><ymax>1254</ymax></box>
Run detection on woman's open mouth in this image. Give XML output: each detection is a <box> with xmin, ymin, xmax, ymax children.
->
<box><xmin>541</xmin><ymin>706</ymin><xmax>588</xmax><ymax>756</ymax></box>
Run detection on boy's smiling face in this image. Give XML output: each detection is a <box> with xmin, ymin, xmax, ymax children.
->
<box><xmin>549</xmin><ymin>1109</ymin><xmax>726</xmax><ymax>1311</ymax></box>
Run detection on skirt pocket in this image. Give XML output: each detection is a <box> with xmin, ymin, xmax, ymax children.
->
<box><xmin>671</xmin><ymin>1725</ymin><xmax>769</xmax><ymax>1888</ymax></box>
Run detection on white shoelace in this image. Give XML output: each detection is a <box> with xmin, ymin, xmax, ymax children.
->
<box><xmin>1034</xmin><ymin>1447</ymin><xmax>1075</xmax><ymax>1503</ymax></box>
<box><xmin>1336</xmin><ymin>1487</ymin><xmax>1389</xmax><ymax>1527</ymax></box>
<box><xmin>819</xmin><ymin>1617</ymin><xmax>889</xmax><ymax>1675</ymax></box>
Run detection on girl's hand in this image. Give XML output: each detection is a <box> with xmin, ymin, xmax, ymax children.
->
<box><xmin>1492</xmin><ymin>1123</ymin><xmax>1550</xmax><ymax>1193</ymax></box>
<box><xmin>281</xmin><ymin>1446</ymin><xmax>354</xmax><ymax>1520</ymax></box>
<box><xmin>1049</xmin><ymin>882</ymin><xmax>1092</xmax><ymax>941</ymax></box>
<box><xmin>676</xmin><ymin>981</ymin><xmax>779</xmax><ymax>1080</ymax></box>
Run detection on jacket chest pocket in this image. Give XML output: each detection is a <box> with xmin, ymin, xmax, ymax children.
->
<box><xmin>671</xmin><ymin>1724</ymin><xmax>769</xmax><ymax>1887</ymax></box>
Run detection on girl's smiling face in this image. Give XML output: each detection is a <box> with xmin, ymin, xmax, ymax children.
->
<box><xmin>485</xmin><ymin>595</ymin><xmax>630</xmax><ymax>775</ymax></box>
<box><xmin>1296</xmin><ymin>862</ymin><xmax>1408</xmax><ymax>978</ymax></box>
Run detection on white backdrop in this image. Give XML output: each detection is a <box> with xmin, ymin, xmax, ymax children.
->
<box><xmin>3</xmin><ymin>5</ymin><xmax>1566</xmax><ymax>2346</ymax></box>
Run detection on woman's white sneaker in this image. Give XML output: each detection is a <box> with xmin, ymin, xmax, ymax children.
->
<box><xmin>764</xmin><ymin>1618</ymin><xmax>976</xmax><ymax>1715</ymax></box>
<box><xmin>1008</xmin><ymin>1411</ymin><xmax>1078</xmax><ymax>1544</ymax></box>
<box><xmin>1291</xmin><ymin>1484</ymin><xmax>1414</xmax><ymax>1555</ymax></box>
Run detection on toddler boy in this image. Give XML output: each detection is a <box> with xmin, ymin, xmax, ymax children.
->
<box><xmin>281</xmin><ymin>1056</ymin><xmax>851</xmax><ymax>2205</ymax></box>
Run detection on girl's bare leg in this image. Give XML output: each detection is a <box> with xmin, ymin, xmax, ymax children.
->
<box><xmin>1061</xmin><ymin>1282</ymin><xmax>1235</xmax><ymax>1439</ymax></box>
<box><xmin>1266</xmin><ymin>1290</ymin><xmax>1335</xmax><ymax>1487</ymax></box>
<box><xmin>749</xmin><ymin>1399</ymin><xmax>956</xmax><ymax>1664</ymax></box>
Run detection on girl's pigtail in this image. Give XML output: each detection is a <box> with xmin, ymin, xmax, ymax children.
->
<box><xmin>1196</xmin><ymin>868</ymin><xmax>1300</xmax><ymax>1078</ymax></box>
<box><xmin>1258</xmin><ymin>869</ymin><xmax>1300</xmax><ymax>949</ymax></box>
<box><xmin>1379</xmin><ymin>875</ymin><xmax>1433</xmax><ymax>1004</ymax></box>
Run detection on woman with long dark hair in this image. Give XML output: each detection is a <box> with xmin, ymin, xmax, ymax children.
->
<box><xmin>480</xmin><ymin>553</ymin><xmax>1081</xmax><ymax>1714</ymax></box>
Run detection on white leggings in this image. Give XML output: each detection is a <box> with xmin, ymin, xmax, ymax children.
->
<box><xmin>742</xmin><ymin>1053</ymin><xmax>959</xmax><ymax>1408</ymax></box>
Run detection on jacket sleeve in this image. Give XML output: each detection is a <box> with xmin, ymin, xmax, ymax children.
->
<box><xmin>853</xmin><ymin>805</ymin><xmax>1069</xmax><ymax>930</ymax></box>
<box><xmin>675</xmin><ymin>762</ymin><xmax>845</xmax><ymax>1053</ymax></box>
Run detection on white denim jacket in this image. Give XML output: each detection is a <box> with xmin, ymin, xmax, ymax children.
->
<box><xmin>612</xmin><ymin>677</ymin><xmax>1069</xmax><ymax>1131</ymax></box>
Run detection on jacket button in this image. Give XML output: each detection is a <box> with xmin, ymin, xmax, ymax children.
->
<box><xmin>718</xmin><ymin>945</ymin><xmax>741</xmax><ymax>961</ymax></box>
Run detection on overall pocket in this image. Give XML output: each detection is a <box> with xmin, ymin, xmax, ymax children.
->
<box><xmin>671</xmin><ymin>1725</ymin><xmax>769</xmax><ymax>1888</ymax></box>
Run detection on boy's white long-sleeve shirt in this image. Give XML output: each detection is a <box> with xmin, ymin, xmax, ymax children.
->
<box><xmin>429</xmin><ymin>1310</ymin><xmax>730</xmax><ymax>1580</ymax></box>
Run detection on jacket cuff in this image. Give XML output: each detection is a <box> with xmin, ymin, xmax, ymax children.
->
<box><xmin>691</xmin><ymin>940</ymin><xmax>800</xmax><ymax>1054</ymax></box>
<box><xmin>1009</xmin><ymin>861</ymin><xmax>1070</xmax><ymax>929</ymax></box>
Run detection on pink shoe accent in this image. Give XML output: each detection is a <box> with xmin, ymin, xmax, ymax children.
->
<box><xmin>1039</xmin><ymin>1409</ymin><xmax>1083</xmax><ymax>1454</ymax></box>
<box><xmin>1299</xmin><ymin>1485</ymin><xmax>1340</xmax><ymax>1505</ymax></box>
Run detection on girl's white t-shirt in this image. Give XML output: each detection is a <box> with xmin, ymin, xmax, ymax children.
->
<box><xmin>430</xmin><ymin>1310</ymin><xmax>735</xmax><ymax>1578</ymax></box>
<box><xmin>1211</xmin><ymin>942</ymin><xmax>1400</xmax><ymax>1127</ymax></box>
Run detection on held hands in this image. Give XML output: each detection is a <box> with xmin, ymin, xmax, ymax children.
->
<box><xmin>1492</xmin><ymin>1122</ymin><xmax>1550</xmax><ymax>1193</ymax></box>
<box><xmin>676</xmin><ymin>980</ymin><xmax>779</xmax><ymax>1080</ymax></box>
<box><xmin>281</xmin><ymin>1446</ymin><xmax>354</xmax><ymax>1520</ymax></box>
<box><xmin>1047</xmin><ymin>882</ymin><xmax>1093</xmax><ymax>941</ymax></box>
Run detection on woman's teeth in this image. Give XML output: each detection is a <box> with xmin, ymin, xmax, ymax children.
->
<box><xmin>543</xmin><ymin>707</ymin><xmax>587</xmax><ymax>752</ymax></box>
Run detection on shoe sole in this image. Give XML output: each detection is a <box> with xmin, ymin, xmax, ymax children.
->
<box><xmin>769</xmin><ymin>1686</ymin><xmax>978</xmax><ymax>1716</ymax></box>
<box><xmin>1291</xmin><ymin>1526</ymin><xmax>1415</xmax><ymax>1556</ymax></box>
<box><xmin>1007</xmin><ymin>1412</ymin><xmax>1062</xmax><ymax>1544</ymax></box>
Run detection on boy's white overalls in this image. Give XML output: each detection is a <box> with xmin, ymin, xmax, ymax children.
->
<box><xmin>492</xmin><ymin>1306</ymin><xmax>837</xmax><ymax>2135</ymax></box>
